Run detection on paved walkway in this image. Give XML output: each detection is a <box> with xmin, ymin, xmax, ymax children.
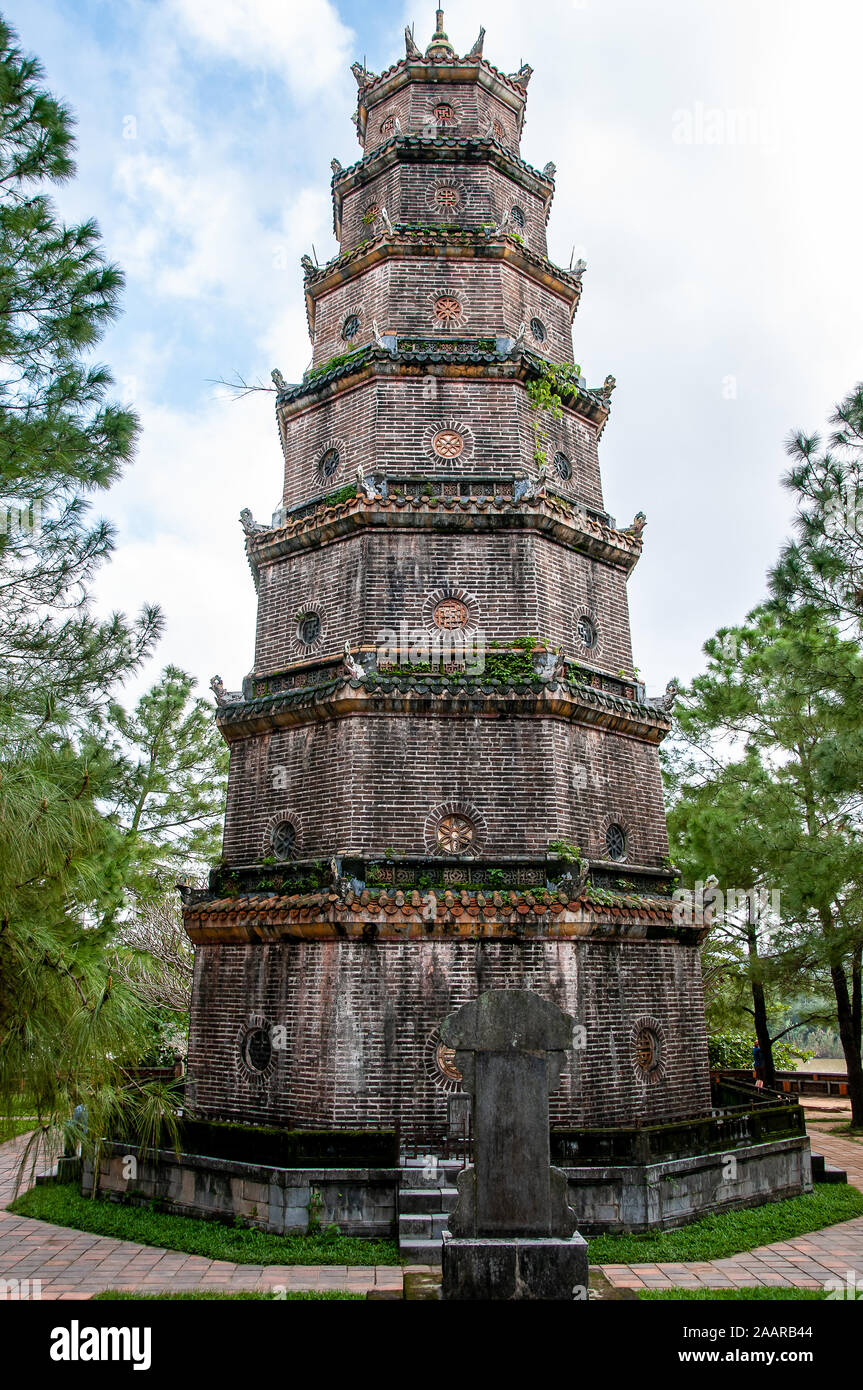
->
<box><xmin>2</xmin><ymin>1125</ymin><xmax>863</xmax><ymax>1298</ymax></box>
<box><xmin>600</xmin><ymin>1129</ymin><xmax>863</xmax><ymax>1292</ymax></box>
<box><xmin>0</xmin><ymin>1136</ymin><xmax>402</xmax><ymax>1301</ymax></box>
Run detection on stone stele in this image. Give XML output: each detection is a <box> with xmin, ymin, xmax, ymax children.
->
<box><xmin>440</xmin><ymin>988</ymin><xmax>589</xmax><ymax>1300</ymax></box>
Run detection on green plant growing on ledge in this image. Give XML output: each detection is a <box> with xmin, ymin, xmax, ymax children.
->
<box><xmin>322</xmin><ymin>483</ymin><xmax>357</xmax><ymax>508</ymax></box>
<box><xmin>526</xmin><ymin>359</ymin><xmax>582</xmax><ymax>468</ymax></box>
<box><xmin>306</xmin><ymin>1186</ymin><xmax>323</xmax><ymax>1235</ymax></box>
<box><xmin>548</xmin><ymin>838</ymin><xmax>583</xmax><ymax>865</ymax></box>
<box><xmin>307</xmin><ymin>348</ymin><xmax>368</xmax><ymax>381</ymax></box>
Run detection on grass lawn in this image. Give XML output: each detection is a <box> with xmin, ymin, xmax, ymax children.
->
<box><xmin>0</xmin><ymin>1118</ymin><xmax>38</xmax><ymax>1142</ymax></box>
<box><xmin>638</xmin><ymin>1287</ymin><xmax>827</xmax><ymax>1301</ymax></box>
<box><xmin>827</xmin><ymin>1124</ymin><xmax>863</xmax><ymax>1141</ymax></box>
<box><xmin>589</xmin><ymin>1183</ymin><xmax>863</xmax><ymax>1265</ymax></box>
<box><xmin>93</xmin><ymin>1290</ymin><xmax>365</xmax><ymax>1301</ymax></box>
<box><xmin>7</xmin><ymin>1183</ymin><xmax>400</xmax><ymax>1266</ymax></box>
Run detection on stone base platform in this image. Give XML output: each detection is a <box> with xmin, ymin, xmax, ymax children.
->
<box><xmin>80</xmin><ymin>1134</ymin><xmax>811</xmax><ymax>1242</ymax></box>
<box><xmin>442</xmin><ymin>1231</ymin><xmax>589</xmax><ymax>1300</ymax></box>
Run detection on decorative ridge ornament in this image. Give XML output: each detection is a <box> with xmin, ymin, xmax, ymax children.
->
<box><xmin>464</xmin><ymin>27</ymin><xmax>485</xmax><ymax>61</ymax></box>
<box><xmin>425</xmin><ymin>8</ymin><xmax>456</xmax><ymax>61</ymax></box>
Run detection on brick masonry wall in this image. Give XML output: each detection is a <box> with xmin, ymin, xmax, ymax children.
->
<box><xmin>253</xmin><ymin>531</ymin><xmax>635</xmax><ymax>675</ymax></box>
<box><xmin>311</xmin><ymin>256</ymin><xmax>572</xmax><ymax>367</ymax></box>
<box><xmin>339</xmin><ymin>160</ymin><xmax>549</xmax><ymax>258</ymax></box>
<box><xmin>186</xmin><ymin>938</ymin><xmax>711</xmax><ymax>1134</ymax></box>
<box><xmin>220</xmin><ymin>710</ymin><xmax>669</xmax><ymax>865</ymax></box>
<box><xmin>362</xmin><ymin>78</ymin><xmax>523</xmax><ymax>159</ymax></box>
<box><xmin>279</xmin><ymin>377</ymin><xmax>603</xmax><ymax>512</ymax></box>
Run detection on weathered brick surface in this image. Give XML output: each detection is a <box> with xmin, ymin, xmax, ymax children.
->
<box><xmin>221</xmin><ymin>714</ymin><xmax>668</xmax><ymax>866</ymax></box>
<box><xmin>311</xmin><ymin>255</ymin><xmax>570</xmax><ymax>367</ymax></box>
<box><xmin>362</xmin><ymin>79</ymin><xmax>524</xmax><ymax>160</ymax></box>
<box><xmin>252</xmin><ymin>531</ymin><xmax>634</xmax><ymax>675</ymax></box>
<box><xmin>339</xmin><ymin>160</ymin><xmax>549</xmax><ymax>257</ymax></box>
<box><xmin>187</xmin><ymin>30</ymin><xmax>711</xmax><ymax>1143</ymax></box>
<box><xmin>186</xmin><ymin>938</ymin><xmax>711</xmax><ymax>1135</ymax></box>
<box><xmin>278</xmin><ymin>377</ymin><xmax>601</xmax><ymax>512</ymax></box>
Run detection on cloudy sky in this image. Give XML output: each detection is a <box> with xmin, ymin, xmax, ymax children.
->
<box><xmin>9</xmin><ymin>0</ymin><xmax>863</xmax><ymax>705</ymax></box>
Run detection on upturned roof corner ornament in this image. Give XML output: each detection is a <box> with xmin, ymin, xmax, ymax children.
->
<box><xmin>512</xmin><ymin>62</ymin><xmax>533</xmax><ymax>89</ymax></box>
<box><xmin>342</xmin><ymin>643</ymin><xmax>365</xmax><ymax>680</ymax></box>
<box><xmin>355</xmin><ymin>463</ymin><xmax>378</xmax><ymax>499</ymax></box>
<box><xmin>380</xmin><ymin>205</ymin><xmax>394</xmax><ymax>233</ymax></box>
<box><xmin>239</xmin><ymin>508</ymin><xmax>266</xmax><ymax>536</ymax></box>
<box><xmin>271</xmin><ymin>367</ymin><xmax>287</xmax><ymax>392</ymax></box>
<box><xmin>300</xmin><ymin>254</ymin><xmax>315</xmax><ymax>277</ymax></box>
<box><xmin>628</xmin><ymin>510</ymin><xmax>647</xmax><ymax>537</ymax></box>
<box><xmin>599</xmin><ymin>373</ymin><xmax>617</xmax><ymax>401</ymax></box>
<box><xmin>330</xmin><ymin>157</ymin><xmax>343</xmax><ymax>175</ymax></box>
<box><xmin>543</xmin><ymin>161</ymin><xmax>557</xmax><ymax>180</ymax></box>
<box><xmin>210</xmin><ymin>675</ymin><xmax>241</xmax><ymax>707</ymax></box>
<box><xmin>404</xmin><ymin>25</ymin><xmax>422</xmax><ymax>59</ymax></box>
<box><xmin>650</xmin><ymin>679</ymin><xmax>680</xmax><ymax>714</ymax></box>
<box><xmin>464</xmin><ymin>26</ymin><xmax>485</xmax><ymax>60</ymax></box>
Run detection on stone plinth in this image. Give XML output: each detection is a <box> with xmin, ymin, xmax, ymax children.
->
<box><xmin>440</xmin><ymin>989</ymin><xmax>589</xmax><ymax>1300</ymax></box>
<box><xmin>442</xmin><ymin>1232</ymin><xmax>589</xmax><ymax>1301</ymax></box>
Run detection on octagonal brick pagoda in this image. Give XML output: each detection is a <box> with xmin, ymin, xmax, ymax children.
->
<box><xmin>182</xmin><ymin>12</ymin><xmax>712</xmax><ymax>1142</ymax></box>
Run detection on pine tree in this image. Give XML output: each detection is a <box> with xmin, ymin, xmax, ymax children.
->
<box><xmin>0</xmin><ymin>20</ymin><xmax>172</xmax><ymax>1176</ymax></box>
<box><xmin>90</xmin><ymin>665</ymin><xmax>229</xmax><ymax>888</ymax></box>
<box><xmin>669</xmin><ymin>606</ymin><xmax>863</xmax><ymax>1123</ymax></box>
<box><xmin>770</xmin><ymin>383</ymin><xmax>863</xmax><ymax>636</ymax></box>
<box><xmin>0</xmin><ymin>17</ymin><xmax>161</xmax><ymax>721</ymax></box>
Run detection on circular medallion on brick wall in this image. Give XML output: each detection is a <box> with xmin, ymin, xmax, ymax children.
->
<box><xmin>425</xmin><ymin>801</ymin><xmax>486</xmax><ymax>858</ymax></box>
<box><xmin>296</xmin><ymin>611</ymin><xmax>321</xmax><ymax>647</ymax></box>
<box><xmin>596</xmin><ymin>812</ymin><xmax>634</xmax><ymax>865</ymax></box>
<box><xmin>433</xmin><ymin>101</ymin><xmax>458</xmax><ymax>126</ymax></box>
<box><xmin>262</xmin><ymin>811</ymin><xmax>303</xmax><ymax>861</ymax></box>
<box><xmin>424</xmin><ymin>420</ymin><xmax>473</xmax><ymax>464</ymax></box>
<box><xmin>432</xmin><ymin>429</ymin><xmax>464</xmax><ymax>458</ymax></box>
<box><xmin>630</xmin><ymin>1017</ymin><xmax>666</xmax><ymax>1086</ymax></box>
<box><xmin>574</xmin><ymin>607</ymin><xmax>602</xmax><ymax>658</ymax></box>
<box><xmin>511</xmin><ymin>205</ymin><xmax>526</xmax><ymax>228</ymax></box>
<box><xmin>553</xmin><ymin>450</ymin><xmax>573</xmax><ymax>481</ymax></box>
<box><xmin>270</xmin><ymin>818</ymin><xmax>298</xmax><ymax>860</ymax></box>
<box><xmin>529</xmin><ymin>316</ymin><xmax>548</xmax><ymax>343</ymax></box>
<box><xmin>491</xmin><ymin>118</ymin><xmax>505</xmax><ymax>142</ymax></box>
<box><xmin>421</xmin><ymin>587</ymin><xmax>480</xmax><ymax>635</ymax></box>
<box><xmin>428</xmin><ymin>178</ymin><xmax>466</xmax><ymax>214</ymax></box>
<box><xmin>437</xmin><ymin>814</ymin><xmax>476</xmax><ymax>853</ymax></box>
<box><xmin>423</xmin><ymin>1028</ymin><xmax>463</xmax><ymax>1093</ymax></box>
<box><xmin>379</xmin><ymin>114</ymin><xmax>396</xmax><ymax>137</ymax></box>
<box><xmin>341</xmin><ymin>311</ymin><xmax>362</xmax><ymax>341</ymax></box>
<box><xmin>433</xmin><ymin>598</ymin><xmax>469</xmax><ymax>630</ymax></box>
<box><xmin>605</xmin><ymin>822</ymin><xmax>627</xmax><ymax>861</ymax></box>
<box><xmin>314</xmin><ymin>436</ymin><xmax>347</xmax><ymax>486</ymax></box>
<box><xmin>434</xmin><ymin>294</ymin><xmax>463</xmax><ymax>326</ymax></box>
<box><xmin>236</xmin><ymin>1014</ymin><xmax>277</xmax><ymax>1083</ymax></box>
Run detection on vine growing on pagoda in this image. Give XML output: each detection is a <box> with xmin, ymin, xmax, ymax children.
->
<box><xmin>526</xmin><ymin>359</ymin><xmax>581</xmax><ymax>469</ymax></box>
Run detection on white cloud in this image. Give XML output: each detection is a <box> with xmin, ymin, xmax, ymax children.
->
<box><xmin>167</xmin><ymin>0</ymin><xmax>355</xmax><ymax>100</ymax></box>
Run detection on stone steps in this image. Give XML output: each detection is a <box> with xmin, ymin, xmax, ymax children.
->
<box><xmin>399</xmin><ymin>1185</ymin><xmax>459</xmax><ymax>1213</ymax></box>
<box><xmin>811</xmin><ymin>1151</ymin><xmax>848</xmax><ymax>1184</ymax></box>
<box><xmin>397</xmin><ymin>1161</ymin><xmax>461</xmax><ymax>1265</ymax></box>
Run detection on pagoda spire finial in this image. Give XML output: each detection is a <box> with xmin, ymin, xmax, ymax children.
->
<box><xmin>425</xmin><ymin>7</ymin><xmax>456</xmax><ymax>61</ymax></box>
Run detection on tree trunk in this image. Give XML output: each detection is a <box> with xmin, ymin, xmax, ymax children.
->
<box><xmin>852</xmin><ymin>946</ymin><xmax>862</xmax><ymax>1059</ymax></box>
<box><xmin>831</xmin><ymin>960</ymin><xmax>863</xmax><ymax>1128</ymax></box>
<box><xmin>746</xmin><ymin>920</ymin><xmax>776</xmax><ymax>1087</ymax></box>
